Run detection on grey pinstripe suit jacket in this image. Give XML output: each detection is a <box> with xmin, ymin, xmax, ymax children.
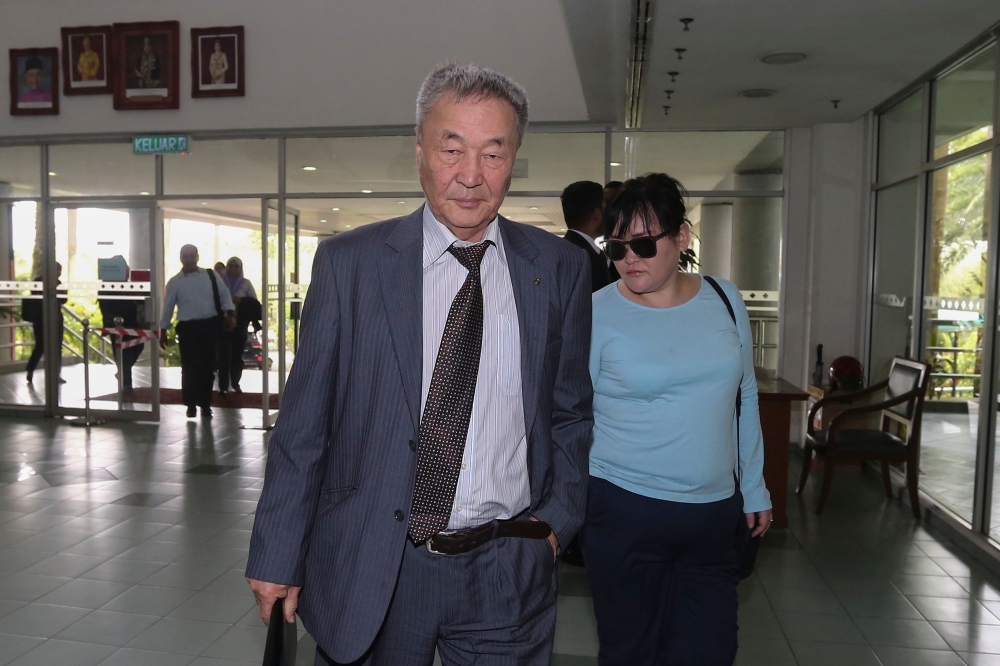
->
<box><xmin>245</xmin><ymin>206</ymin><xmax>594</xmax><ymax>663</ymax></box>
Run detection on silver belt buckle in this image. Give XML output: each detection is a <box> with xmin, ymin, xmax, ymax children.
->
<box><xmin>426</xmin><ymin>539</ymin><xmax>445</xmax><ymax>555</ymax></box>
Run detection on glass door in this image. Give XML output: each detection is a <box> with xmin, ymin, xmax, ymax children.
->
<box><xmin>0</xmin><ymin>200</ymin><xmax>47</xmax><ymax>409</ymax></box>
<box><xmin>260</xmin><ymin>200</ymin><xmax>280</xmax><ymax>427</ymax></box>
<box><xmin>49</xmin><ymin>202</ymin><xmax>161</xmax><ymax>421</ymax></box>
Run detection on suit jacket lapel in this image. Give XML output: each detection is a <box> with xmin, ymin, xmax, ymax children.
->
<box><xmin>378</xmin><ymin>209</ymin><xmax>424</xmax><ymax>430</ymax></box>
<box><xmin>500</xmin><ymin>218</ymin><xmax>545</xmax><ymax>440</ymax></box>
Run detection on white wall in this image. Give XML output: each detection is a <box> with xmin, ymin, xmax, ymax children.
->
<box><xmin>780</xmin><ymin>118</ymin><xmax>873</xmax><ymax>441</ymax></box>
<box><xmin>0</xmin><ymin>0</ymin><xmax>589</xmax><ymax>138</ymax></box>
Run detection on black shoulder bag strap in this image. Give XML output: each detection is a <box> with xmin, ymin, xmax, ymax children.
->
<box><xmin>703</xmin><ymin>275</ymin><xmax>759</xmax><ymax>580</ymax></box>
<box><xmin>207</xmin><ymin>268</ymin><xmax>224</xmax><ymax>318</ymax></box>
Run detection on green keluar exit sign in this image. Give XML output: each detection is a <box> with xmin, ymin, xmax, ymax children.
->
<box><xmin>133</xmin><ymin>135</ymin><xmax>190</xmax><ymax>155</ymax></box>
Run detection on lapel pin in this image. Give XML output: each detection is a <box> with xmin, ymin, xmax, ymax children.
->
<box><xmin>534</xmin><ymin>277</ymin><xmax>541</xmax><ymax>285</ymax></box>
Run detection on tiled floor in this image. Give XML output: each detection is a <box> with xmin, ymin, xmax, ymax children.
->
<box><xmin>2</xmin><ymin>406</ymin><xmax>1000</xmax><ymax>664</ymax></box>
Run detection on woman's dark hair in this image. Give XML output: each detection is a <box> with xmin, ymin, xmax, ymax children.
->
<box><xmin>602</xmin><ymin>173</ymin><xmax>689</xmax><ymax>240</ymax></box>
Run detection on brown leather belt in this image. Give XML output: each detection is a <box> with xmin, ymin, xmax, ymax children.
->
<box><xmin>426</xmin><ymin>519</ymin><xmax>552</xmax><ymax>556</ymax></box>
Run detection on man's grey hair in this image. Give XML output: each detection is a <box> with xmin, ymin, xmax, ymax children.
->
<box><xmin>416</xmin><ymin>63</ymin><xmax>529</xmax><ymax>145</ymax></box>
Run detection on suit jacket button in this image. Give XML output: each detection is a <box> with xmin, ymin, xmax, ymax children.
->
<box><xmin>394</xmin><ymin>510</ymin><xmax>404</xmax><ymax>522</ymax></box>
<box><xmin>409</xmin><ymin>440</ymin><xmax>417</xmax><ymax>452</ymax></box>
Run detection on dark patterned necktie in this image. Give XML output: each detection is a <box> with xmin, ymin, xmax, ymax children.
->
<box><xmin>408</xmin><ymin>241</ymin><xmax>492</xmax><ymax>542</ymax></box>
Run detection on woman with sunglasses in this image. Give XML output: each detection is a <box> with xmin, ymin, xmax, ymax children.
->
<box><xmin>580</xmin><ymin>173</ymin><xmax>771</xmax><ymax>665</ymax></box>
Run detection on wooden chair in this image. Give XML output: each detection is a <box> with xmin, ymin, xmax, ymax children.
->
<box><xmin>797</xmin><ymin>357</ymin><xmax>931</xmax><ymax>518</ymax></box>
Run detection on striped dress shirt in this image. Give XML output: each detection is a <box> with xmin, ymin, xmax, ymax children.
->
<box><xmin>421</xmin><ymin>206</ymin><xmax>529</xmax><ymax>530</ymax></box>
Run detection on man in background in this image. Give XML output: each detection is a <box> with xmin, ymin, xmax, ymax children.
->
<box><xmin>604</xmin><ymin>180</ymin><xmax>623</xmax><ymax>206</ymax></box>
<box><xmin>561</xmin><ymin>180</ymin><xmax>615</xmax><ymax>292</ymax></box>
<box><xmin>160</xmin><ymin>244</ymin><xmax>235</xmax><ymax>418</ymax></box>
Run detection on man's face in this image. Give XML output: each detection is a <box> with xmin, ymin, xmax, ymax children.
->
<box><xmin>82</xmin><ymin>38</ymin><xmax>92</xmax><ymax>52</ymax></box>
<box><xmin>180</xmin><ymin>247</ymin><xmax>199</xmax><ymax>270</ymax></box>
<box><xmin>25</xmin><ymin>68</ymin><xmax>42</xmax><ymax>90</ymax></box>
<box><xmin>415</xmin><ymin>94</ymin><xmax>519</xmax><ymax>241</ymax></box>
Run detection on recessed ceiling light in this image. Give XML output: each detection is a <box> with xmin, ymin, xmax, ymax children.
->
<box><xmin>140</xmin><ymin>191</ymin><xmax>150</xmax><ymax>195</ymax></box>
<box><xmin>331</xmin><ymin>207</ymin><xmax>340</xmax><ymax>211</ymax></box>
<box><xmin>345</xmin><ymin>225</ymin><xmax>352</xmax><ymax>228</ymax></box>
<box><xmin>530</xmin><ymin>206</ymin><xmax>539</xmax><ymax>210</ymax></box>
<box><xmin>609</xmin><ymin>162</ymin><xmax>621</xmax><ymax>167</ymax></box>
<box><xmin>759</xmin><ymin>51</ymin><xmax>806</xmax><ymax>65</ymax></box>
<box><xmin>397</xmin><ymin>201</ymin><xmax>406</xmax><ymax>204</ymax></box>
<box><xmin>48</xmin><ymin>172</ymin><xmax>56</xmax><ymax>176</ymax></box>
<box><xmin>301</xmin><ymin>166</ymin><xmax>317</xmax><ymax>171</ymax></box>
<box><xmin>740</xmin><ymin>89</ymin><xmax>776</xmax><ymax>98</ymax></box>
<box><xmin>320</xmin><ymin>219</ymin><xmax>327</xmax><ymax>223</ymax></box>
<box><xmin>361</xmin><ymin>189</ymin><xmax>372</xmax><ymax>194</ymax></box>
<box><xmin>200</xmin><ymin>202</ymin><xmax>208</xmax><ymax>205</ymax></box>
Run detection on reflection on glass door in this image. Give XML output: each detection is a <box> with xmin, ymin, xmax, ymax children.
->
<box><xmin>52</xmin><ymin>205</ymin><xmax>160</xmax><ymax>419</ymax></box>
<box><xmin>261</xmin><ymin>200</ymin><xmax>280</xmax><ymax>427</ymax></box>
<box><xmin>921</xmin><ymin>153</ymin><xmax>992</xmax><ymax>522</ymax></box>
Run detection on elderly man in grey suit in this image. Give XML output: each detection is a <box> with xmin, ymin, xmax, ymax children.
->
<box><xmin>245</xmin><ymin>64</ymin><xmax>593</xmax><ymax>665</ymax></box>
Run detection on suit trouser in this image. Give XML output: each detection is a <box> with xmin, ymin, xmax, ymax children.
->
<box><xmin>26</xmin><ymin>318</ymin><xmax>63</xmax><ymax>377</ymax></box>
<box><xmin>176</xmin><ymin>317</ymin><xmax>220</xmax><ymax>408</ymax></box>
<box><xmin>580</xmin><ymin>476</ymin><xmax>742</xmax><ymax>666</ymax></box>
<box><xmin>316</xmin><ymin>533</ymin><xmax>558</xmax><ymax>666</ymax></box>
<box><xmin>217</xmin><ymin>327</ymin><xmax>247</xmax><ymax>391</ymax></box>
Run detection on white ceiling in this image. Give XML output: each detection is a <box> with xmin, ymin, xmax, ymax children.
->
<box><xmin>627</xmin><ymin>0</ymin><xmax>1000</xmax><ymax>128</ymax></box>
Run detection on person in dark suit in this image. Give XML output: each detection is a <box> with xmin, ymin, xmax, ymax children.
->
<box><xmin>246</xmin><ymin>64</ymin><xmax>594</xmax><ymax>666</ymax></box>
<box><xmin>561</xmin><ymin>180</ymin><xmax>615</xmax><ymax>292</ymax></box>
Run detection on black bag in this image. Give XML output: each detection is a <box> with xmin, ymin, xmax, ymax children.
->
<box><xmin>704</xmin><ymin>276</ymin><xmax>761</xmax><ymax>580</ymax></box>
<box><xmin>207</xmin><ymin>269</ymin><xmax>236</xmax><ymax>332</ymax></box>
<box><xmin>262</xmin><ymin>600</ymin><xmax>297</xmax><ymax>666</ymax></box>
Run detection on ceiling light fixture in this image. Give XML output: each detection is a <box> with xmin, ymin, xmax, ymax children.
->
<box><xmin>675</xmin><ymin>48</ymin><xmax>686</xmax><ymax>60</ymax></box>
<box><xmin>664</xmin><ymin>89</ymin><xmax>674</xmax><ymax>99</ymax></box>
<box><xmin>301</xmin><ymin>166</ymin><xmax>317</xmax><ymax>171</ymax></box>
<box><xmin>680</xmin><ymin>18</ymin><xmax>693</xmax><ymax>31</ymax></box>
<box><xmin>740</xmin><ymin>89</ymin><xmax>776</xmax><ymax>98</ymax></box>
<box><xmin>667</xmin><ymin>71</ymin><xmax>678</xmax><ymax>82</ymax></box>
<box><xmin>200</xmin><ymin>202</ymin><xmax>208</xmax><ymax>205</ymax></box>
<box><xmin>320</xmin><ymin>219</ymin><xmax>327</xmax><ymax>223</ymax></box>
<box><xmin>48</xmin><ymin>172</ymin><xmax>56</xmax><ymax>176</ymax></box>
<box><xmin>663</xmin><ymin>105</ymin><xmax>671</xmax><ymax>115</ymax></box>
<box><xmin>361</xmin><ymin>189</ymin><xmax>372</xmax><ymax>194</ymax></box>
<box><xmin>610</xmin><ymin>162</ymin><xmax>622</xmax><ymax>167</ymax></box>
<box><xmin>140</xmin><ymin>191</ymin><xmax>150</xmax><ymax>195</ymax></box>
<box><xmin>397</xmin><ymin>201</ymin><xmax>406</xmax><ymax>204</ymax></box>
<box><xmin>345</xmin><ymin>225</ymin><xmax>352</xmax><ymax>228</ymax></box>
<box><xmin>331</xmin><ymin>207</ymin><xmax>340</xmax><ymax>211</ymax></box>
<box><xmin>759</xmin><ymin>51</ymin><xmax>806</xmax><ymax>65</ymax></box>
<box><xmin>832</xmin><ymin>99</ymin><xmax>841</xmax><ymax>109</ymax></box>
<box><xmin>530</xmin><ymin>206</ymin><xmax>539</xmax><ymax>210</ymax></box>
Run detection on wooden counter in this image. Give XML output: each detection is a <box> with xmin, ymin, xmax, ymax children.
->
<box><xmin>755</xmin><ymin>367</ymin><xmax>809</xmax><ymax>528</ymax></box>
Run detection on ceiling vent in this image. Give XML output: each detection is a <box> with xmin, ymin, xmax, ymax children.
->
<box><xmin>740</xmin><ymin>89</ymin><xmax>776</xmax><ymax>98</ymax></box>
<box><xmin>759</xmin><ymin>51</ymin><xmax>806</xmax><ymax>65</ymax></box>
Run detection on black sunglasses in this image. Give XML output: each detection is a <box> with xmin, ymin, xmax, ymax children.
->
<box><xmin>602</xmin><ymin>231</ymin><xmax>670</xmax><ymax>261</ymax></box>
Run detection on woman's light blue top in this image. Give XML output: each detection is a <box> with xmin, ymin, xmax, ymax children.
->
<box><xmin>589</xmin><ymin>276</ymin><xmax>771</xmax><ymax>512</ymax></box>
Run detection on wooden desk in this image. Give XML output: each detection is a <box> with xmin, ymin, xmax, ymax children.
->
<box><xmin>755</xmin><ymin>367</ymin><xmax>809</xmax><ymax>529</ymax></box>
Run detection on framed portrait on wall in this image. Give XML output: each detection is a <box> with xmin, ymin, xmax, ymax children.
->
<box><xmin>112</xmin><ymin>20</ymin><xmax>180</xmax><ymax>110</ymax></box>
<box><xmin>9</xmin><ymin>48</ymin><xmax>59</xmax><ymax>116</ymax></box>
<box><xmin>190</xmin><ymin>26</ymin><xmax>244</xmax><ymax>98</ymax></box>
<box><xmin>61</xmin><ymin>25</ymin><xmax>113</xmax><ymax>95</ymax></box>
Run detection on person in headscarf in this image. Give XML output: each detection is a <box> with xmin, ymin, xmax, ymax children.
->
<box><xmin>218</xmin><ymin>256</ymin><xmax>258</xmax><ymax>395</ymax></box>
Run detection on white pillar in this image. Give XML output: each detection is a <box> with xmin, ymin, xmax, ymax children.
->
<box><xmin>698</xmin><ymin>203</ymin><xmax>733</xmax><ymax>280</ymax></box>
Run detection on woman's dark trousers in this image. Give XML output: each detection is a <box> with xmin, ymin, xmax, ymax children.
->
<box><xmin>580</xmin><ymin>476</ymin><xmax>742</xmax><ymax>666</ymax></box>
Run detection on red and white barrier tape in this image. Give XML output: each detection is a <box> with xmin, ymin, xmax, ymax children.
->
<box><xmin>96</xmin><ymin>327</ymin><xmax>159</xmax><ymax>349</ymax></box>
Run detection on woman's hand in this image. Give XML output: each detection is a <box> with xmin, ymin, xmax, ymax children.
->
<box><xmin>747</xmin><ymin>510</ymin><xmax>773</xmax><ymax>538</ymax></box>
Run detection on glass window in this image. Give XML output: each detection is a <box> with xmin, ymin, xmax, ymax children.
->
<box><xmin>933</xmin><ymin>43</ymin><xmax>996</xmax><ymax>159</ymax></box>
<box><xmin>920</xmin><ymin>153</ymin><xmax>992</xmax><ymax>522</ymax></box>
<box><xmin>610</xmin><ymin>131</ymin><xmax>784</xmax><ymax>192</ymax></box>
<box><xmin>509</xmin><ymin>133</ymin><xmax>605</xmax><ymax>192</ymax></box>
<box><xmin>48</xmin><ymin>143</ymin><xmax>154</xmax><ymax>197</ymax></box>
<box><xmin>878</xmin><ymin>93</ymin><xmax>924</xmax><ymax>182</ymax></box>
<box><xmin>689</xmin><ymin>196</ymin><xmax>782</xmax><ymax>370</ymax></box>
<box><xmin>0</xmin><ymin>146</ymin><xmax>41</xmax><ymax>197</ymax></box>
<box><xmin>286</xmin><ymin>136</ymin><xmax>420</xmax><ymax>194</ymax></box>
<box><xmin>870</xmin><ymin>179</ymin><xmax>919</xmax><ymax>381</ymax></box>
<box><xmin>163</xmin><ymin>138</ymin><xmax>278</xmax><ymax>194</ymax></box>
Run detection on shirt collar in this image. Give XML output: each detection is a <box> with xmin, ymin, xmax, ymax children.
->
<box><xmin>566</xmin><ymin>228</ymin><xmax>604</xmax><ymax>256</ymax></box>
<box><xmin>422</xmin><ymin>205</ymin><xmax>506</xmax><ymax>269</ymax></box>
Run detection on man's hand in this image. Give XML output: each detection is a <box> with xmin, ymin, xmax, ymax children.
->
<box><xmin>246</xmin><ymin>578</ymin><xmax>301</xmax><ymax>625</ymax></box>
<box><xmin>747</xmin><ymin>510</ymin><xmax>774</xmax><ymax>538</ymax></box>
<box><xmin>529</xmin><ymin>515</ymin><xmax>559</xmax><ymax>561</ymax></box>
